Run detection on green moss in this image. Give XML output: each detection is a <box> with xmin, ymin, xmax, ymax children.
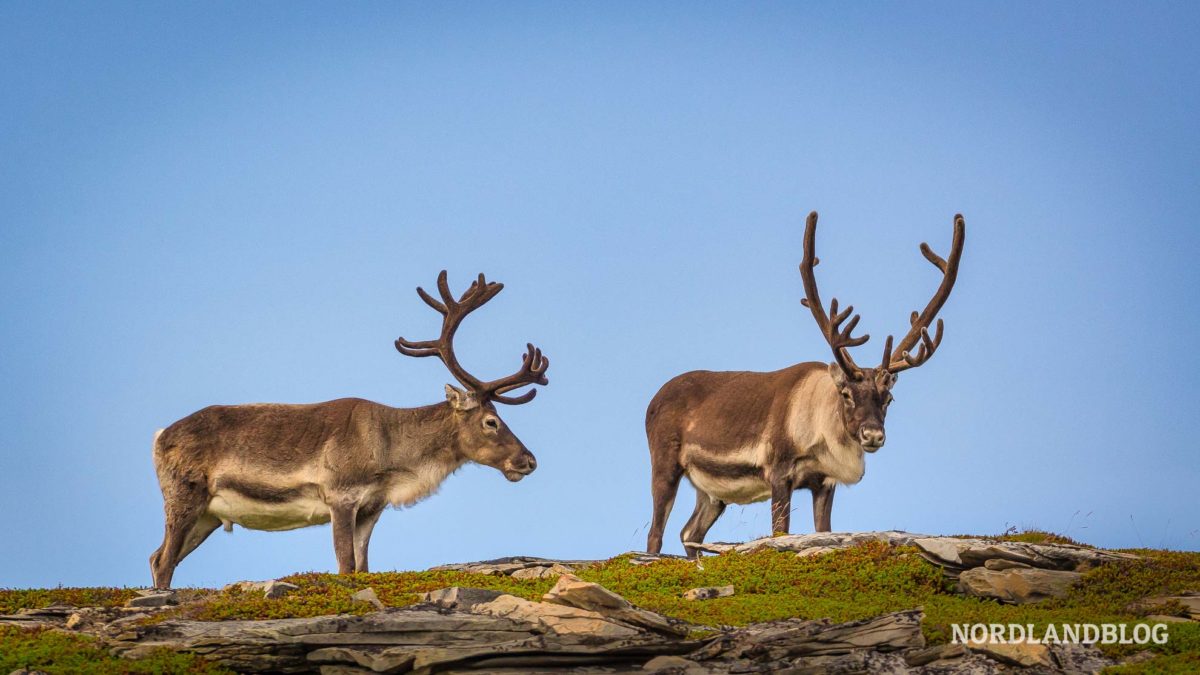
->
<box><xmin>3</xmin><ymin>538</ymin><xmax>1197</xmax><ymax>670</ymax></box>
<box><xmin>1104</xmin><ymin>652</ymin><xmax>1200</xmax><ymax>674</ymax></box>
<box><xmin>172</xmin><ymin>569</ymin><xmax>557</xmax><ymax>622</ymax></box>
<box><xmin>0</xmin><ymin>626</ymin><xmax>229</xmax><ymax>674</ymax></box>
<box><xmin>574</xmin><ymin>543</ymin><xmax>946</xmax><ymax>627</ymax></box>
<box><xmin>996</xmin><ymin>530</ymin><xmax>1085</xmax><ymax>547</ymax></box>
<box><xmin>0</xmin><ymin>587</ymin><xmax>138</xmax><ymax>614</ymax></box>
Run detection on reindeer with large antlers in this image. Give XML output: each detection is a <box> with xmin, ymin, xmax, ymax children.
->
<box><xmin>646</xmin><ymin>212</ymin><xmax>965</xmax><ymax>557</ymax></box>
<box><xmin>149</xmin><ymin>272</ymin><xmax>548</xmax><ymax>588</ymax></box>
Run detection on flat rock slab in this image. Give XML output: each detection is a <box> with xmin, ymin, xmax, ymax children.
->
<box><xmin>431</xmin><ymin>553</ymin><xmax>677</xmax><ymax>577</ymax></box>
<box><xmin>958</xmin><ymin>567</ymin><xmax>1083</xmax><ymax>604</ymax></box>
<box><xmin>105</xmin><ymin>608</ymin><xmax>541</xmax><ymax>672</ymax></box>
<box><xmin>912</xmin><ymin>537</ymin><xmax>1137</xmax><ymax>572</ymax></box>
<box><xmin>430</xmin><ymin>556</ymin><xmax>606</xmax><ymax>576</ymax></box>
<box><xmin>544</xmin><ymin>575</ymin><xmax>689</xmax><ymax>638</ymax></box>
<box><xmin>690</xmin><ymin>530</ymin><xmax>924</xmax><ymax>555</ymax></box>
<box><xmin>690</xmin><ymin>531</ymin><xmax>1138</xmax><ymax>577</ymax></box>
<box><xmin>126</xmin><ymin>590</ymin><xmax>178</xmax><ymax>608</ymax></box>
<box><xmin>1128</xmin><ymin>591</ymin><xmax>1200</xmax><ymax>620</ymax></box>
<box><xmin>227</xmin><ymin>579</ymin><xmax>301</xmax><ymax>599</ymax></box>
<box><xmin>692</xmin><ymin>608</ymin><xmax>926</xmax><ymax>661</ymax></box>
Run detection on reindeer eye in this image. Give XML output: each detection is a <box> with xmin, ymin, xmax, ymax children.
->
<box><xmin>484</xmin><ymin>417</ymin><xmax>500</xmax><ymax>430</ymax></box>
<box><xmin>840</xmin><ymin>389</ymin><xmax>855</xmax><ymax>407</ymax></box>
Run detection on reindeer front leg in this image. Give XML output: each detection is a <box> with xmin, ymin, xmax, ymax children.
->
<box><xmin>330</xmin><ymin>499</ymin><xmax>359</xmax><ymax>574</ymax></box>
<box><xmin>353</xmin><ymin>505</ymin><xmax>385</xmax><ymax>573</ymax></box>
<box><xmin>812</xmin><ymin>481</ymin><xmax>835</xmax><ymax>532</ymax></box>
<box><xmin>769</xmin><ymin>475</ymin><xmax>792</xmax><ymax>536</ymax></box>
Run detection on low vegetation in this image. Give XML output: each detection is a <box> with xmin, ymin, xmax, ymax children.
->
<box><xmin>0</xmin><ymin>626</ymin><xmax>229</xmax><ymax>674</ymax></box>
<box><xmin>2</xmin><ymin>532</ymin><xmax>1197</xmax><ymax>674</ymax></box>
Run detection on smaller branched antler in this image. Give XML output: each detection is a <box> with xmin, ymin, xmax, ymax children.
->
<box><xmin>799</xmin><ymin>211</ymin><xmax>869</xmax><ymax>379</ymax></box>
<box><xmin>395</xmin><ymin>271</ymin><xmax>549</xmax><ymax>405</ymax></box>
<box><xmin>882</xmin><ymin>214</ymin><xmax>964</xmax><ymax>373</ymax></box>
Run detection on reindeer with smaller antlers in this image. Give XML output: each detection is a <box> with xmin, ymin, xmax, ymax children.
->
<box><xmin>150</xmin><ymin>272</ymin><xmax>548</xmax><ymax>588</ymax></box>
<box><xmin>645</xmin><ymin>212</ymin><xmax>965</xmax><ymax>557</ymax></box>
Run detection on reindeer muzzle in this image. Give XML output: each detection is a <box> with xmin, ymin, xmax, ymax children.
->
<box><xmin>860</xmin><ymin>427</ymin><xmax>885</xmax><ymax>452</ymax></box>
<box><xmin>503</xmin><ymin>453</ymin><xmax>538</xmax><ymax>482</ymax></box>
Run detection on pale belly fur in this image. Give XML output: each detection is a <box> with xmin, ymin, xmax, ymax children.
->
<box><xmin>207</xmin><ymin>491</ymin><xmax>331</xmax><ymax>532</ymax></box>
<box><xmin>687</xmin><ymin>470</ymin><xmax>772</xmax><ymax>505</ymax></box>
<box><xmin>206</xmin><ymin>463</ymin><xmax>456</xmax><ymax>532</ymax></box>
<box><xmin>680</xmin><ymin>434</ymin><xmax>864</xmax><ymax>505</ymax></box>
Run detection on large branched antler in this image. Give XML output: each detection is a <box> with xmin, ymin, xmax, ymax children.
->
<box><xmin>395</xmin><ymin>271</ymin><xmax>549</xmax><ymax>404</ymax></box>
<box><xmin>799</xmin><ymin>211</ymin><xmax>870</xmax><ymax>379</ymax></box>
<box><xmin>881</xmin><ymin>214</ymin><xmax>966</xmax><ymax>373</ymax></box>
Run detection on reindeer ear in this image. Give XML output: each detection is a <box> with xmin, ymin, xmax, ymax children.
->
<box><xmin>827</xmin><ymin>362</ymin><xmax>847</xmax><ymax>386</ymax></box>
<box><xmin>444</xmin><ymin>384</ymin><xmax>480</xmax><ymax>411</ymax></box>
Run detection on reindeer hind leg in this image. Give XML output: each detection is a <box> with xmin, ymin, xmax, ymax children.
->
<box><xmin>150</xmin><ymin>480</ymin><xmax>211</xmax><ymax>589</ymax></box>
<box><xmin>681</xmin><ymin>488</ymin><xmax>727</xmax><ymax>559</ymax></box>
<box><xmin>646</xmin><ymin>438</ymin><xmax>683</xmax><ymax>555</ymax></box>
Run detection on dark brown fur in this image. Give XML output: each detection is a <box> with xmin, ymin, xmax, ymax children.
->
<box><xmin>645</xmin><ymin>212</ymin><xmax>964</xmax><ymax>557</ymax></box>
<box><xmin>150</xmin><ymin>396</ymin><xmax>537</xmax><ymax>588</ymax></box>
<box><xmin>150</xmin><ymin>272</ymin><xmax>549</xmax><ymax>588</ymax></box>
<box><xmin>645</xmin><ymin>363</ymin><xmax>880</xmax><ymax>556</ymax></box>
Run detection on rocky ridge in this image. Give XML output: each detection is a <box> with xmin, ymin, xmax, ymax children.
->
<box><xmin>1</xmin><ymin>532</ymin><xmax>1186</xmax><ymax>674</ymax></box>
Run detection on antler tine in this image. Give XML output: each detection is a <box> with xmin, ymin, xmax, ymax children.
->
<box><xmin>435</xmin><ymin>269</ymin><xmax>457</xmax><ymax>308</ymax></box>
<box><xmin>887</xmin><ymin>213</ymin><xmax>964</xmax><ymax>373</ymax></box>
<box><xmin>415</xmin><ymin>287</ymin><xmax>447</xmax><ymax>314</ymax></box>
<box><xmin>393</xmin><ymin>337</ymin><xmax>441</xmax><ymax>358</ymax></box>
<box><xmin>397</xmin><ymin>272</ymin><xmax>549</xmax><ymax>405</ymax></box>
<box><xmin>799</xmin><ymin>211</ymin><xmax>867</xmax><ymax>378</ymax></box>
<box><xmin>479</xmin><ymin>343</ymin><xmax>551</xmax><ymax>406</ymax></box>
<box><xmin>395</xmin><ymin>271</ymin><xmax>510</xmax><ymax>391</ymax></box>
<box><xmin>893</xmin><ymin>319</ymin><xmax>945</xmax><ymax>371</ymax></box>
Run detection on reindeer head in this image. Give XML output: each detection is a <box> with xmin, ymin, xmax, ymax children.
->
<box><xmin>395</xmin><ymin>271</ymin><xmax>548</xmax><ymax>481</ymax></box>
<box><xmin>799</xmin><ymin>211</ymin><xmax>965</xmax><ymax>452</ymax></box>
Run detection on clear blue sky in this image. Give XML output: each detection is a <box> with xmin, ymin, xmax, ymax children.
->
<box><xmin>2</xmin><ymin>2</ymin><xmax>1197</xmax><ymax>588</ymax></box>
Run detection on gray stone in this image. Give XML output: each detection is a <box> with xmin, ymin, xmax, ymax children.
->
<box><xmin>543</xmin><ymin>573</ymin><xmax>689</xmax><ymax>637</ymax></box>
<box><xmin>904</xmin><ymin>642</ymin><xmax>966</xmax><ymax>666</ymax></box>
<box><xmin>918</xmin><ymin>652</ymin><xmax>1004</xmax><ymax>674</ymax></box>
<box><xmin>475</xmin><ymin>593</ymin><xmax>640</xmax><ymax>637</ymax></box>
<box><xmin>1048</xmin><ymin>643</ymin><xmax>1117</xmax><ymax>673</ymax></box>
<box><xmin>690</xmin><ymin>530</ymin><xmax>924</xmax><ymax>556</ymax></box>
<box><xmin>1146</xmin><ymin>613</ymin><xmax>1194</xmax><ymax>623</ymax></box>
<box><xmin>682</xmin><ymin>586</ymin><xmax>734</xmax><ymax>601</ymax></box>
<box><xmin>913</xmin><ymin>537</ymin><xmax>1137</xmax><ymax>571</ymax></box>
<box><xmin>965</xmin><ymin>640</ymin><xmax>1053</xmax><ymax>667</ymax></box>
<box><xmin>1128</xmin><ymin>591</ymin><xmax>1200</xmax><ymax>619</ymax></box>
<box><xmin>785</xmin><ymin>650</ymin><xmax>912</xmax><ymax>674</ymax></box>
<box><xmin>642</xmin><ymin>655</ymin><xmax>709</xmax><ymax>672</ymax></box>
<box><xmin>982</xmin><ymin>558</ymin><xmax>1032</xmax><ymax>571</ymax></box>
<box><xmin>422</xmin><ymin>586</ymin><xmax>506</xmax><ymax>611</ymax></box>
<box><xmin>957</xmin><ymin>566</ymin><xmax>1082</xmax><ymax>604</ymax></box>
<box><xmin>511</xmin><ymin>563</ymin><xmax>575</xmax><ymax>579</ymax></box>
<box><xmin>431</xmin><ymin>556</ymin><xmax>599</xmax><ymax>576</ymax></box>
<box><xmin>263</xmin><ymin>580</ymin><xmax>300</xmax><ymax>599</ymax></box>
<box><xmin>350</xmin><ymin>587</ymin><xmax>385</xmax><ymax>611</ymax></box>
<box><xmin>106</xmin><ymin>609</ymin><xmax>543</xmax><ymax>672</ymax></box>
<box><xmin>125</xmin><ymin>590</ymin><xmax>177</xmax><ymax>608</ymax></box>
<box><xmin>795</xmin><ymin>546</ymin><xmax>841</xmax><ymax>558</ymax></box>
<box><xmin>690</xmin><ymin>609</ymin><xmax>925</xmax><ymax>661</ymax></box>
<box><xmin>226</xmin><ymin>579</ymin><xmax>299</xmax><ymax>599</ymax></box>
